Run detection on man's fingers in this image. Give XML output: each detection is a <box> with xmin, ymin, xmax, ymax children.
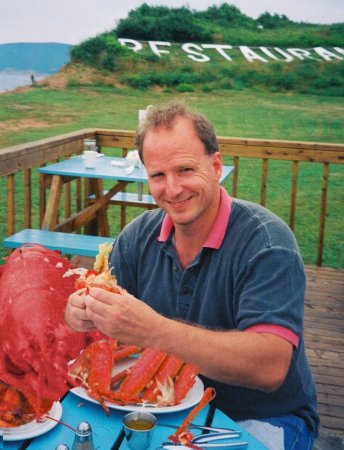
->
<box><xmin>88</xmin><ymin>287</ymin><xmax>128</xmax><ymax>304</ymax></box>
<box><xmin>74</xmin><ymin>319</ymin><xmax>97</xmax><ymax>332</ymax></box>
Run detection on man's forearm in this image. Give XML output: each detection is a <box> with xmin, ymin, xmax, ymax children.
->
<box><xmin>146</xmin><ymin>316</ymin><xmax>293</xmax><ymax>392</ymax></box>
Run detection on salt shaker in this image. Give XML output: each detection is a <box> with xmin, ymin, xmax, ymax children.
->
<box><xmin>55</xmin><ymin>445</ymin><xmax>70</xmax><ymax>450</ymax></box>
<box><xmin>71</xmin><ymin>421</ymin><xmax>95</xmax><ymax>450</ymax></box>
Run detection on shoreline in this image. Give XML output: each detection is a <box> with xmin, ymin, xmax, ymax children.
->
<box><xmin>0</xmin><ymin>69</ymin><xmax>49</xmax><ymax>94</ymax></box>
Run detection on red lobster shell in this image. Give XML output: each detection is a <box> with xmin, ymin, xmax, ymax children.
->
<box><xmin>0</xmin><ymin>244</ymin><xmax>97</xmax><ymax>417</ymax></box>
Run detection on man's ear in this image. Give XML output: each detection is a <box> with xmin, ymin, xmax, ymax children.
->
<box><xmin>212</xmin><ymin>152</ymin><xmax>223</xmax><ymax>181</ymax></box>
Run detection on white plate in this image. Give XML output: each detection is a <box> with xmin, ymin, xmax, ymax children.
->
<box><xmin>2</xmin><ymin>401</ymin><xmax>62</xmax><ymax>441</ymax></box>
<box><xmin>71</xmin><ymin>357</ymin><xmax>204</xmax><ymax>414</ymax></box>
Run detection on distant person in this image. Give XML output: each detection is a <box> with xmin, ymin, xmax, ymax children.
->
<box><xmin>65</xmin><ymin>100</ymin><xmax>318</xmax><ymax>450</ymax></box>
<box><xmin>30</xmin><ymin>73</ymin><xmax>35</xmax><ymax>85</ymax></box>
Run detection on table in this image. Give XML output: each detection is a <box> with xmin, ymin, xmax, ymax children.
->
<box><xmin>38</xmin><ymin>155</ymin><xmax>234</xmax><ymax>236</ymax></box>
<box><xmin>4</xmin><ymin>391</ymin><xmax>268</xmax><ymax>449</ymax></box>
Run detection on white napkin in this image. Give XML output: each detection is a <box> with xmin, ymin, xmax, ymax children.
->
<box><xmin>111</xmin><ymin>150</ymin><xmax>142</xmax><ymax>173</ymax></box>
<box><xmin>238</xmin><ymin>419</ymin><xmax>284</xmax><ymax>450</ymax></box>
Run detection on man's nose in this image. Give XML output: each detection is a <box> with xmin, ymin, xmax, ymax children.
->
<box><xmin>165</xmin><ymin>175</ymin><xmax>183</xmax><ymax>197</ymax></box>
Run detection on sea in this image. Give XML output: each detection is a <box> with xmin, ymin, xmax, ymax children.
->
<box><xmin>0</xmin><ymin>70</ymin><xmax>49</xmax><ymax>93</ymax></box>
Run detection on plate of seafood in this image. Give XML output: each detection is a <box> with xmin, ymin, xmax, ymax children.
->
<box><xmin>2</xmin><ymin>401</ymin><xmax>62</xmax><ymax>441</ymax></box>
<box><xmin>71</xmin><ymin>377</ymin><xmax>204</xmax><ymax>414</ymax></box>
<box><xmin>70</xmin><ymin>349</ymin><xmax>205</xmax><ymax>414</ymax></box>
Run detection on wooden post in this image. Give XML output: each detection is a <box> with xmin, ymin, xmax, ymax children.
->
<box><xmin>260</xmin><ymin>159</ymin><xmax>268</xmax><ymax>206</ymax></box>
<box><xmin>232</xmin><ymin>156</ymin><xmax>239</xmax><ymax>198</ymax></box>
<box><xmin>23</xmin><ymin>168</ymin><xmax>32</xmax><ymax>228</ymax></box>
<box><xmin>317</xmin><ymin>163</ymin><xmax>329</xmax><ymax>266</ymax></box>
<box><xmin>7</xmin><ymin>174</ymin><xmax>15</xmax><ymax>235</ymax></box>
<box><xmin>289</xmin><ymin>161</ymin><xmax>299</xmax><ymax>231</ymax></box>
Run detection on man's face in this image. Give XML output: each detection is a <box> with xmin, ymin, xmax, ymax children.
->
<box><xmin>143</xmin><ymin>117</ymin><xmax>222</xmax><ymax>228</ymax></box>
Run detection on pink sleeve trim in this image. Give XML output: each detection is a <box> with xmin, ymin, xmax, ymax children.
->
<box><xmin>244</xmin><ymin>324</ymin><xmax>299</xmax><ymax>348</ymax></box>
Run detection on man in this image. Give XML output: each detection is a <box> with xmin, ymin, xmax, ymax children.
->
<box><xmin>65</xmin><ymin>101</ymin><xmax>318</xmax><ymax>450</ymax></box>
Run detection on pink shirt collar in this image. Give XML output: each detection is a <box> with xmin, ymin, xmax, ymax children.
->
<box><xmin>158</xmin><ymin>186</ymin><xmax>232</xmax><ymax>249</ymax></box>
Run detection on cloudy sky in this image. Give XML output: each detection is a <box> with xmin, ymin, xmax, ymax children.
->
<box><xmin>1</xmin><ymin>0</ymin><xmax>343</xmax><ymax>45</ymax></box>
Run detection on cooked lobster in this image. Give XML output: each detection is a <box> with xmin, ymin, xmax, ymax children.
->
<box><xmin>0</xmin><ymin>244</ymin><xmax>100</xmax><ymax>424</ymax></box>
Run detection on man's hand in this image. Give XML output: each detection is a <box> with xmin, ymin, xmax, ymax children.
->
<box><xmin>82</xmin><ymin>287</ymin><xmax>163</xmax><ymax>346</ymax></box>
<box><xmin>65</xmin><ymin>289</ymin><xmax>97</xmax><ymax>332</ymax></box>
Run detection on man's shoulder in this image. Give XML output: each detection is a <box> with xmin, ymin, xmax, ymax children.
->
<box><xmin>232</xmin><ymin>198</ymin><xmax>288</xmax><ymax>228</ymax></box>
<box><xmin>230</xmin><ymin>198</ymin><xmax>298</xmax><ymax>248</ymax></box>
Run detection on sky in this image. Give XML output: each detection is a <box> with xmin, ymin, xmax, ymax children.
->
<box><xmin>1</xmin><ymin>0</ymin><xmax>343</xmax><ymax>45</ymax></box>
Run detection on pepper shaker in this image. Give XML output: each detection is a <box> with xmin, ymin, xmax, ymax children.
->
<box><xmin>71</xmin><ymin>421</ymin><xmax>95</xmax><ymax>450</ymax></box>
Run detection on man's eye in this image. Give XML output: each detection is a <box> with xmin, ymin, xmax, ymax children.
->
<box><xmin>150</xmin><ymin>173</ymin><xmax>163</xmax><ymax>179</ymax></box>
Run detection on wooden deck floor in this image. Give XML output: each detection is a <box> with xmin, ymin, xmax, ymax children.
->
<box><xmin>304</xmin><ymin>266</ymin><xmax>344</xmax><ymax>443</ymax></box>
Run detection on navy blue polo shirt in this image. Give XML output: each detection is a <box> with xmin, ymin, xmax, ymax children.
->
<box><xmin>109</xmin><ymin>188</ymin><xmax>319</xmax><ymax>434</ymax></box>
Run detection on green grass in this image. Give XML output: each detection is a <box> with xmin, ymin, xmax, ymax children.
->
<box><xmin>0</xmin><ymin>85</ymin><xmax>343</xmax><ymax>267</ymax></box>
<box><xmin>1</xmin><ymin>86</ymin><xmax>344</xmax><ymax>147</ymax></box>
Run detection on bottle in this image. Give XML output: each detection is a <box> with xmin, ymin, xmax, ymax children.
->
<box><xmin>71</xmin><ymin>421</ymin><xmax>95</xmax><ymax>450</ymax></box>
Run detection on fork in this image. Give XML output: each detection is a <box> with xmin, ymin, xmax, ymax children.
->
<box><xmin>159</xmin><ymin>442</ymin><xmax>248</xmax><ymax>449</ymax></box>
<box><xmin>158</xmin><ymin>423</ymin><xmax>241</xmax><ymax>435</ymax></box>
<box><xmin>159</xmin><ymin>432</ymin><xmax>248</xmax><ymax>449</ymax></box>
<box><xmin>192</xmin><ymin>432</ymin><xmax>243</xmax><ymax>443</ymax></box>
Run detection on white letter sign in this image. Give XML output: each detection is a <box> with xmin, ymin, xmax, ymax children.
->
<box><xmin>116</xmin><ymin>38</ymin><xmax>343</xmax><ymax>65</ymax></box>
<box><xmin>182</xmin><ymin>43</ymin><xmax>210</xmax><ymax>62</ymax></box>
<box><xmin>149</xmin><ymin>41</ymin><xmax>171</xmax><ymax>57</ymax></box>
<box><xmin>240</xmin><ymin>46</ymin><xmax>268</xmax><ymax>63</ymax></box>
<box><xmin>202</xmin><ymin>44</ymin><xmax>233</xmax><ymax>61</ymax></box>
<box><xmin>118</xmin><ymin>38</ymin><xmax>142</xmax><ymax>52</ymax></box>
<box><xmin>313</xmin><ymin>47</ymin><xmax>343</xmax><ymax>61</ymax></box>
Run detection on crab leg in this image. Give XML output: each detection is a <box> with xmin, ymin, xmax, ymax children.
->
<box><xmin>87</xmin><ymin>341</ymin><xmax>117</xmax><ymax>414</ymax></box>
<box><xmin>168</xmin><ymin>387</ymin><xmax>216</xmax><ymax>444</ymax></box>
<box><xmin>110</xmin><ymin>348</ymin><xmax>167</xmax><ymax>403</ymax></box>
<box><xmin>68</xmin><ymin>339</ymin><xmax>118</xmax><ymax>414</ymax></box>
<box><xmin>142</xmin><ymin>354</ymin><xmax>183</xmax><ymax>404</ymax></box>
<box><xmin>174</xmin><ymin>363</ymin><xmax>199</xmax><ymax>404</ymax></box>
<box><xmin>113</xmin><ymin>345</ymin><xmax>141</xmax><ymax>361</ymax></box>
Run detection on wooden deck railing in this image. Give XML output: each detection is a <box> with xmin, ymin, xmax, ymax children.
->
<box><xmin>0</xmin><ymin>128</ymin><xmax>343</xmax><ymax>266</ymax></box>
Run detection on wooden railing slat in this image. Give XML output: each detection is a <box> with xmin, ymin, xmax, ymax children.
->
<box><xmin>23</xmin><ymin>169</ymin><xmax>31</xmax><ymax>228</ymax></box>
<box><xmin>260</xmin><ymin>159</ymin><xmax>268</xmax><ymax>206</ymax></box>
<box><xmin>289</xmin><ymin>161</ymin><xmax>299</xmax><ymax>231</ymax></box>
<box><xmin>39</xmin><ymin>171</ymin><xmax>46</xmax><ymax>226</ymax></box>
<box><xmin>317</xmin><ymin>163</ymin><xmax>330</xmax><ymax>266</ymax></box>
<box><xmin>76</xmin><ymin>179</ymin><xmax>82</xmax><ymax>212</ymax></box>
<box><xmin>6</xmin><ymin>174</ymin><xmax>15</xmax><ymax>235</ymax></box>
<box><xmin>232</xmin><ymin>156</ymin><xmax>239</xmax><ymax>198</ymax></box>
<box><xmin>64</xmin><ymin>182</ymin><xmax>71</xmax><ymax>219</ymax></box>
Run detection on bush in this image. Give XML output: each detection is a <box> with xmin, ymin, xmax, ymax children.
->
<box><xmin>274</xmin><ymin>72</ymin><xmax>298</xmax><ymax>90</ymax></box>
<box><xmin>176</xmin><ymin>83</ymin><xmax>195</xmax><ymax>92</ymax></box>
<box><xmin>116</xmin><ymin>4</ymin><xmax>211</xmax><ymax>42</ymax></box>
<box><xmin>120</xmin><ymin>73</ymin><xmax>152</xmax><ymax>89</ymax></box>
<box><xmin>71</xmin><ymin>32</ymin><xmax>127</xmax><ymax>71</ymax></box>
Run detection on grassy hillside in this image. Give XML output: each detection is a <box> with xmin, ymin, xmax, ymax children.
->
<box><xmin>66</xmin><ymin>4</ymin><xmax>344</xmax><ymax>96</ymax></box>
